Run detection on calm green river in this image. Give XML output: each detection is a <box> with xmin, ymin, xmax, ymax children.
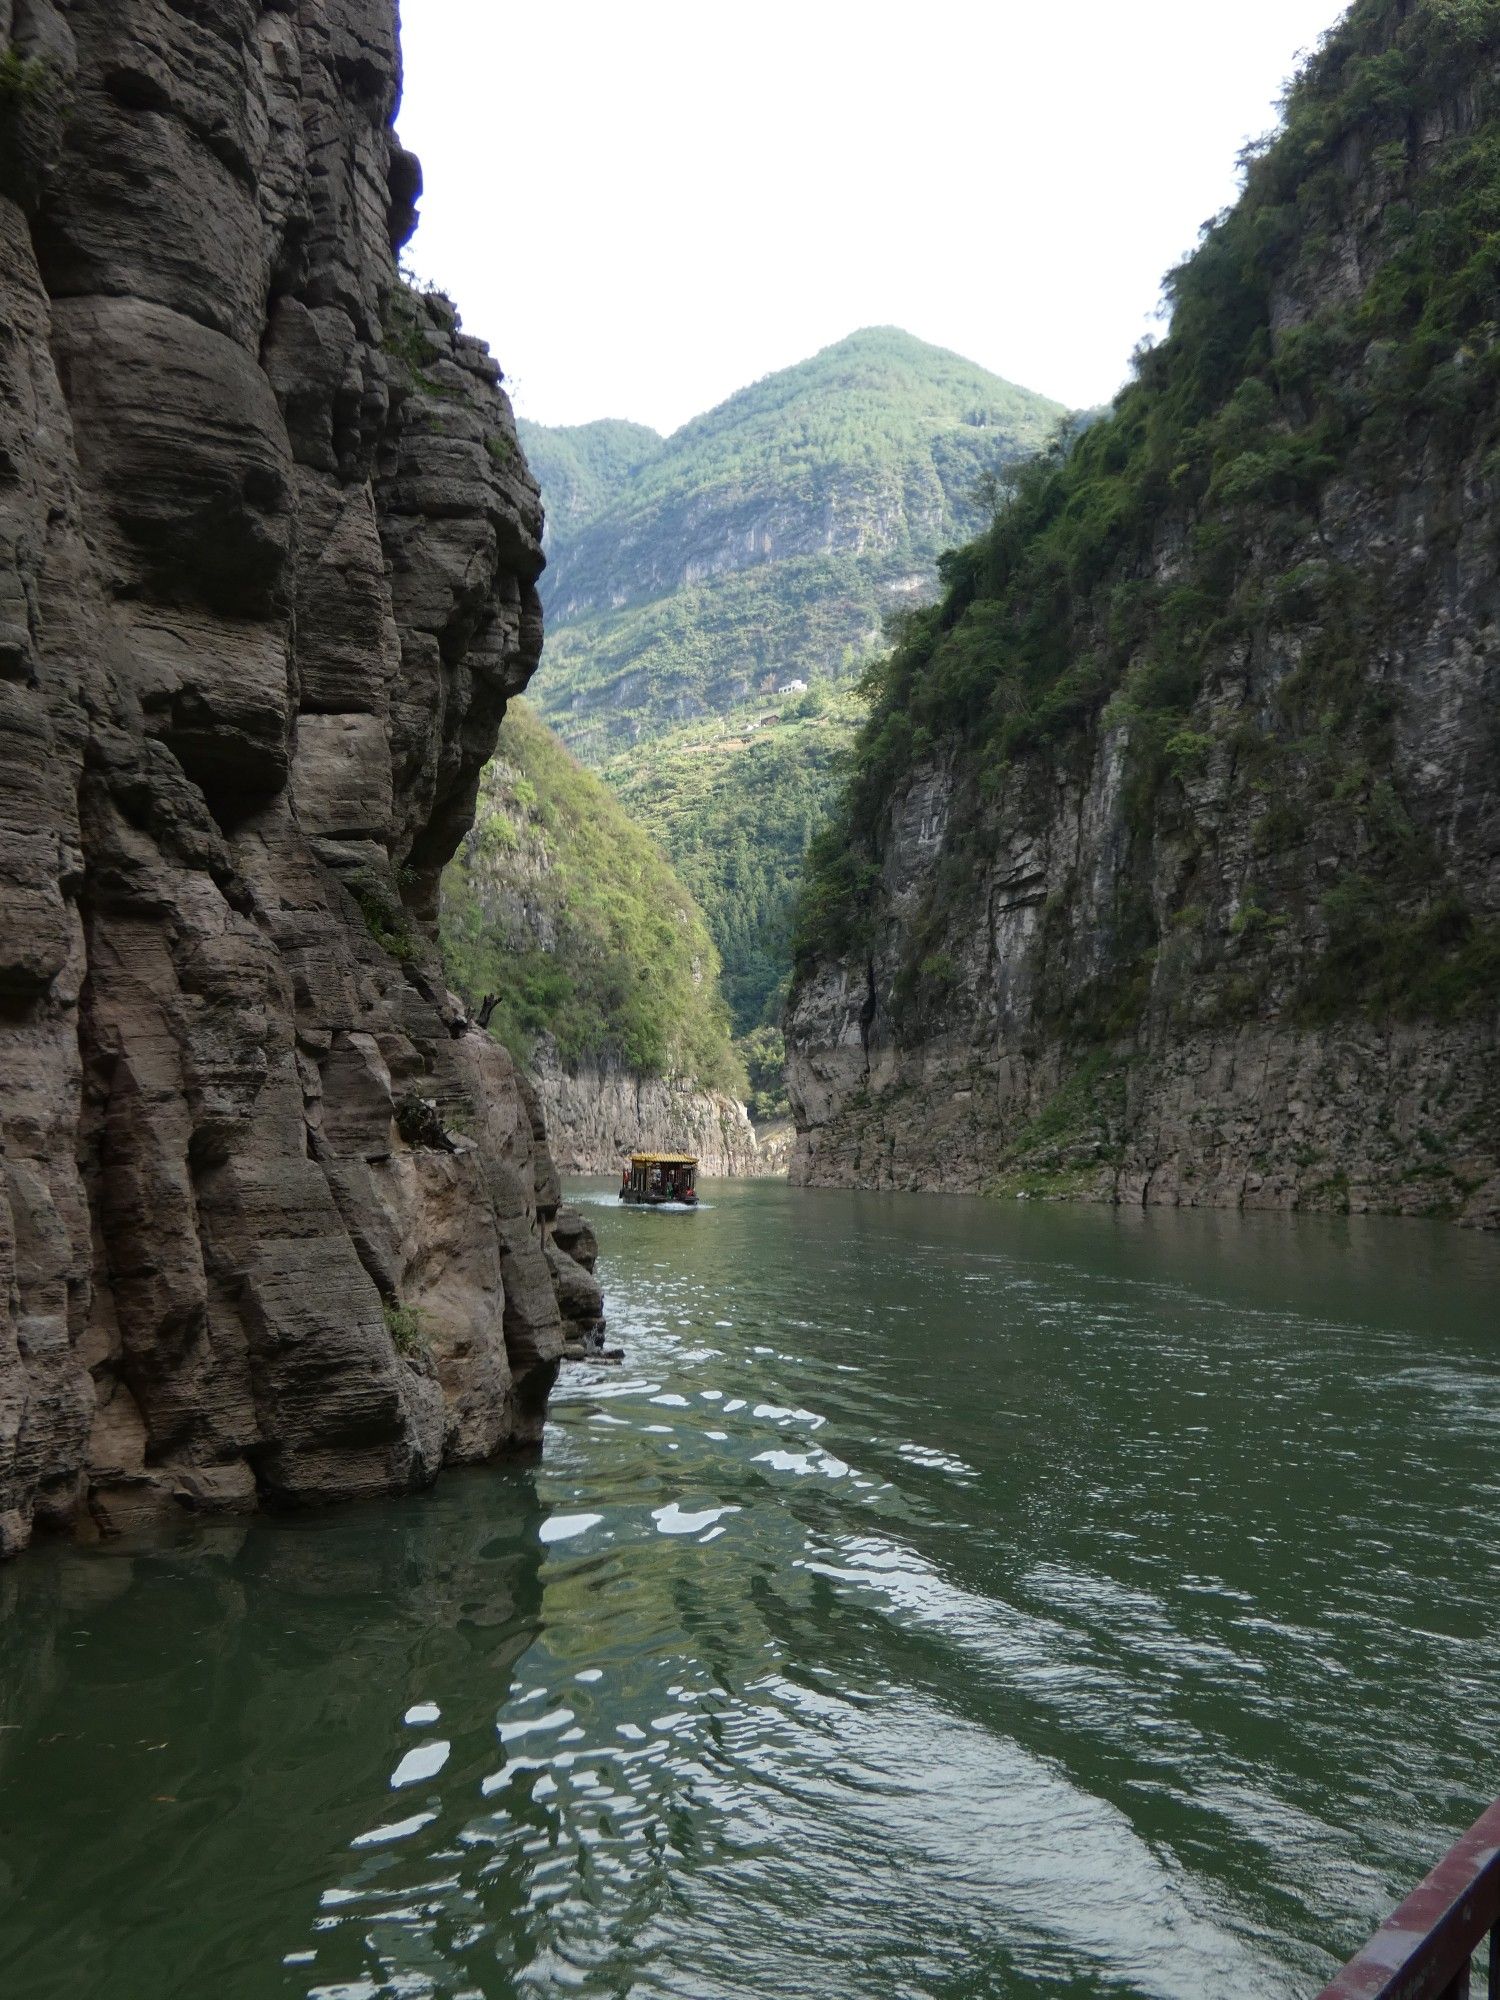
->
<box><xmin>3</xmin><ymin>1183</ymin><xmax>1499</xmax><ymax>1999</ymax></box>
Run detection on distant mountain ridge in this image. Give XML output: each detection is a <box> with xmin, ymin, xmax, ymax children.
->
<box><xmin>525</xmin><ymin>327</ymin><xmax>1067</xmax><ymax>751</ymax></box>
<box><xmin>517</xmin><ymin>417</ymin><xmax>662</xmax><ymax>555</ymax></box>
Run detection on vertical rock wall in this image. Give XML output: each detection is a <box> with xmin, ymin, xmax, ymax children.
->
<box><xmin>0</xmin><ymin>0</ymin><xmax>594</xmax><ymax>1558</ymax></box>
<box><xmin>786</xmin><ymin>9</ymin><xmax>1500</xmax><ymax>1226</ymax></box>
<box><xmin>527</xmin><ymin>1039</ymin><xmax>766</xmax><ymax>1180</ymax></box>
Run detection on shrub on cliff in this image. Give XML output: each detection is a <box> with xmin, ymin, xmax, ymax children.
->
<box><xmin>440</xmin><ymin>701</ymin><xmax>745</xmax><ymax>1097</ymax></box>
<box><xmin>797</xmin><ymin>0</ymin><xmax>1500</xmax><ymax>1018</ymax></box>
<box><xmin>601</xmin><ymin>686</ymin><xmax>866</xmax><ymax>1035</ymax></box>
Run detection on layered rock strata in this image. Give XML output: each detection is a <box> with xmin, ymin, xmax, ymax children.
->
<box><xmin>548</xmin><ymin>1204</ymin><xmax>606</xmax><ymax>1353</ymax></box>
<box><xmin>528</xmin><ymin>1039</ymin><xmax>765</xmax><ymax>1179</ymax></box>
<box><xmin>788</xmin><ymin>6</ymin><xmax>1500</xmax><ymax>1226</ymax></box>
<box><xmin>0</xmin><ymin>0</ymin><xmax>591</xmax><ymax>1558</ymax></box>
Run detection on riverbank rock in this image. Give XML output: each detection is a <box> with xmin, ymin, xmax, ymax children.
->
<box><xmin>528</xmin><ymin>1038</ymin><xmax>769</xmax><ymax>1179</ymax></box>
<box><xmin>0</xmin><ymin>0</ymin><xmax>594</xmax><ymax>1559</ymax></box>
<box><xmin>750</xmin><ymin>1121</ymin><xmax>795</xmax><ymax>1178</ymax></box>
<box><xmin>547</xmin><ymin>1204</ymin><xmax>605</xmax><ymax>1347</ymax></box>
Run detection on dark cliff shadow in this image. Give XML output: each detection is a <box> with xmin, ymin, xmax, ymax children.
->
<box><xmin>0</xmin><ymin>1468</ymin><xmax>547</xmax><ymax>2000</ymax></box>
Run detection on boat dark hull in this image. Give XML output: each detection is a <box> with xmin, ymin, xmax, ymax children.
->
<box><xmin>618</xmin><ymin>1191</ymin><xmax>698</xmax><ymax>1207</ymax></box>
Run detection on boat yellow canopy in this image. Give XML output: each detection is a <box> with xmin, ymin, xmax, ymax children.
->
<box><xmin>628</xmin><ymin>1152</ymin><xmax>698</xmax><ymax>1167</ymax></box>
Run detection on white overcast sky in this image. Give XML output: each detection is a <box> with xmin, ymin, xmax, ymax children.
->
<box><xmin>397</xmin><ymin>0</ymin><xmax>1351</xmax><ymax>435</ymax></box>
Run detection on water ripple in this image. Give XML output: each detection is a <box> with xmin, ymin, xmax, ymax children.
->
<box><xmin>2</xmin><ymin>1186</ymin><xmax>1498</xmax><ymax>2000</ymax></box>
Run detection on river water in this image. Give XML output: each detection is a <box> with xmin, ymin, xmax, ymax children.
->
<box><xmin>2</xmin><ymin>1181</ymin><xmax>1498</xmax><ymax>1999</ymax></box>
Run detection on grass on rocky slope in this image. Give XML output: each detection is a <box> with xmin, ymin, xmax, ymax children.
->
<box><xmin>533</xmin><ymin>551</ymin><xmax>887</xmax><ymax>761</ymax></box>
<box><xmin>440</xmin><ymin>701</ymin><xmax>744</xmax><ymax>1095</ymax></box>
<box><xmin>601</xmin><ymin>683</ymin><xmax>865</xmax><ymax>1035</ymax></box>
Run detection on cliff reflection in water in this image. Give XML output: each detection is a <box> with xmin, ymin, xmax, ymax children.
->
<box><xmin>0</xmin><ymin>1478</ymin><xmax>547</xmax><ymax>1998</ymax></box>
<box><xmin>2</xmin><ymin>1182</ymin><xmax>1499</xmax><ymax>2000</ymax></box>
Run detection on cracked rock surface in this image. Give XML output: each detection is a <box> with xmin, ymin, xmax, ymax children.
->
<box><xmin>0</xmin><ymin>0</ymin><xmax>592</xmax><ymax>1557</ymax></box>
<box><xmin>786</xmin><ymin>26</ymin><xmax>1499</xmax><ymax>1226</ymax></box>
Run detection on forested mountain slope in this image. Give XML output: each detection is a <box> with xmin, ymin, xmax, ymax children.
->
<box><xmin>440</xmin><ymin>703</ymin><xmax>758</xmax><ymax>1174</ymax></box>
<box><xmin>521</xmin><ymin>331</ymin><xmax>1063</xmax><ymax>1040</ymax></box>
<box><xmin>517</xmin><ymin>418</ymin><xmax>662</xmax><ymax>556</ymax></box>
<box><xmin>600</xmin><ymin>686</ymin><xmax>865</xmax><ymax>1034</ymax></box>
<box><xmin>788</xmin><ymin>0</ymin><xmax>1500</xmax><ymax>1225</ymax></box>
<box><xmin>528</xmin><ymin>327</ymin><xmax>1066</xmax><ymax>752</ymax></box>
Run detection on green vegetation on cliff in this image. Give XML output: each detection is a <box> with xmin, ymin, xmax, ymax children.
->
<box><xmin>798</xmin><ymin>0</ymin><xmax>1500</xmax><ymax>1024</ymax></box>
<box><xmin>538</xmin><ymin>550</ymin><xmax>888</xmax><ymax>754</ymax></box>
<box><xmin>517</xmin><ymin>417</ymin><xmax>662</xmax><ymax>552</ymax></box>
<box><xmin>440</xmin><ymin>701</ymin><xmax>743</xmax><ymax>1094</ymax></box>
<box><xmin>529</xmin><ymin>326</ymin><xmax>1066</xmax><ymax>753</ymax></box>
<box><xmin>521</xmin><ymin>330</ymin><xmax>1063</xmax><ymax>1047</ymax></box>
<box><xmin>602</xmin><ymin>685</ymin><xmax>865</xmax><ymax>1033</ymax></box>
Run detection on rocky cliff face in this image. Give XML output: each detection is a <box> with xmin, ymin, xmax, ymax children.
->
<box><xmin>0</xmin><ymin>0</ymin><xmax>598</xmax><ymax>1559</ymax></box>
<box><xmin>788</xmin><ymin>1</ymin><xmax>1500</xmax><ymax>1228</ymax></box>
<box><xmin>528</xmin><ymin>1039</ymin><xmax>764</xmax><ymax>1179</ymax></box>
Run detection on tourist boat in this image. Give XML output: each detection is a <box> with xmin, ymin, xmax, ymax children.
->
<box><xmin>619</xmin><ymin>1153</ymin><xmax>699</xmax><ymax>1206</ymax></box>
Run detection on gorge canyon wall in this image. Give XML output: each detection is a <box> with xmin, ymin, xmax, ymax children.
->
<box><xmin>788</xmin><ymin>3</ymin><xmax>1500</xmax><ymax>1227</ymax></box>
<box><xmin>0</xmin><ymin>0</ymin><xmax>599</xmax><ymax>1559</ymax></box>
<box><xmin>528</xmin><ymin>1039</ymin><xmax>764</xmax><ymax>1180</ymax></box>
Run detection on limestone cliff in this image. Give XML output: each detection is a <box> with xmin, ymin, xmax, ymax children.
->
<box><xmin>0</xmin><ymin>0</ymin><xmax>598</xmax><ymax>1559</ymax></box>
<box><xmin>528</xmin><ymin>1039</ymin><xmax>763</xmax><ymax>1179</ymax></box>
<box><xmin>788</xmin><ymin>0</ymin><xmax>1500</xmax><ymax>1226</ymax></box>
<box><xmin>441</xmin><ymin>698</ymin><xmax>766</xmax><ymax>1177</ymax></box>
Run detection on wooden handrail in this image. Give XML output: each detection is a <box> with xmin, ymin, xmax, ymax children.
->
<box><xmin>1315</xmin><ymin>1800</ymin><xmax>1500</xmax><ymax>2000</ymax></box>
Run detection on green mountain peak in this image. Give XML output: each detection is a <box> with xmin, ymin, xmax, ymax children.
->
<box><xmin>511</xmin><ymin>329</ymin><xmax>1065</xmax><ymax>1039</ymax></box>
<box><xmin>527</xmin><ymin>327</ymin><xmax>1066</xmax><ymax>748</ymax></box>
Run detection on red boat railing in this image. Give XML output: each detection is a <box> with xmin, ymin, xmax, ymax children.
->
<box><xmin>1315</xmin><ymin>1800</ymin><xmax>1500</xmax><ymax>2000</ymax></box>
